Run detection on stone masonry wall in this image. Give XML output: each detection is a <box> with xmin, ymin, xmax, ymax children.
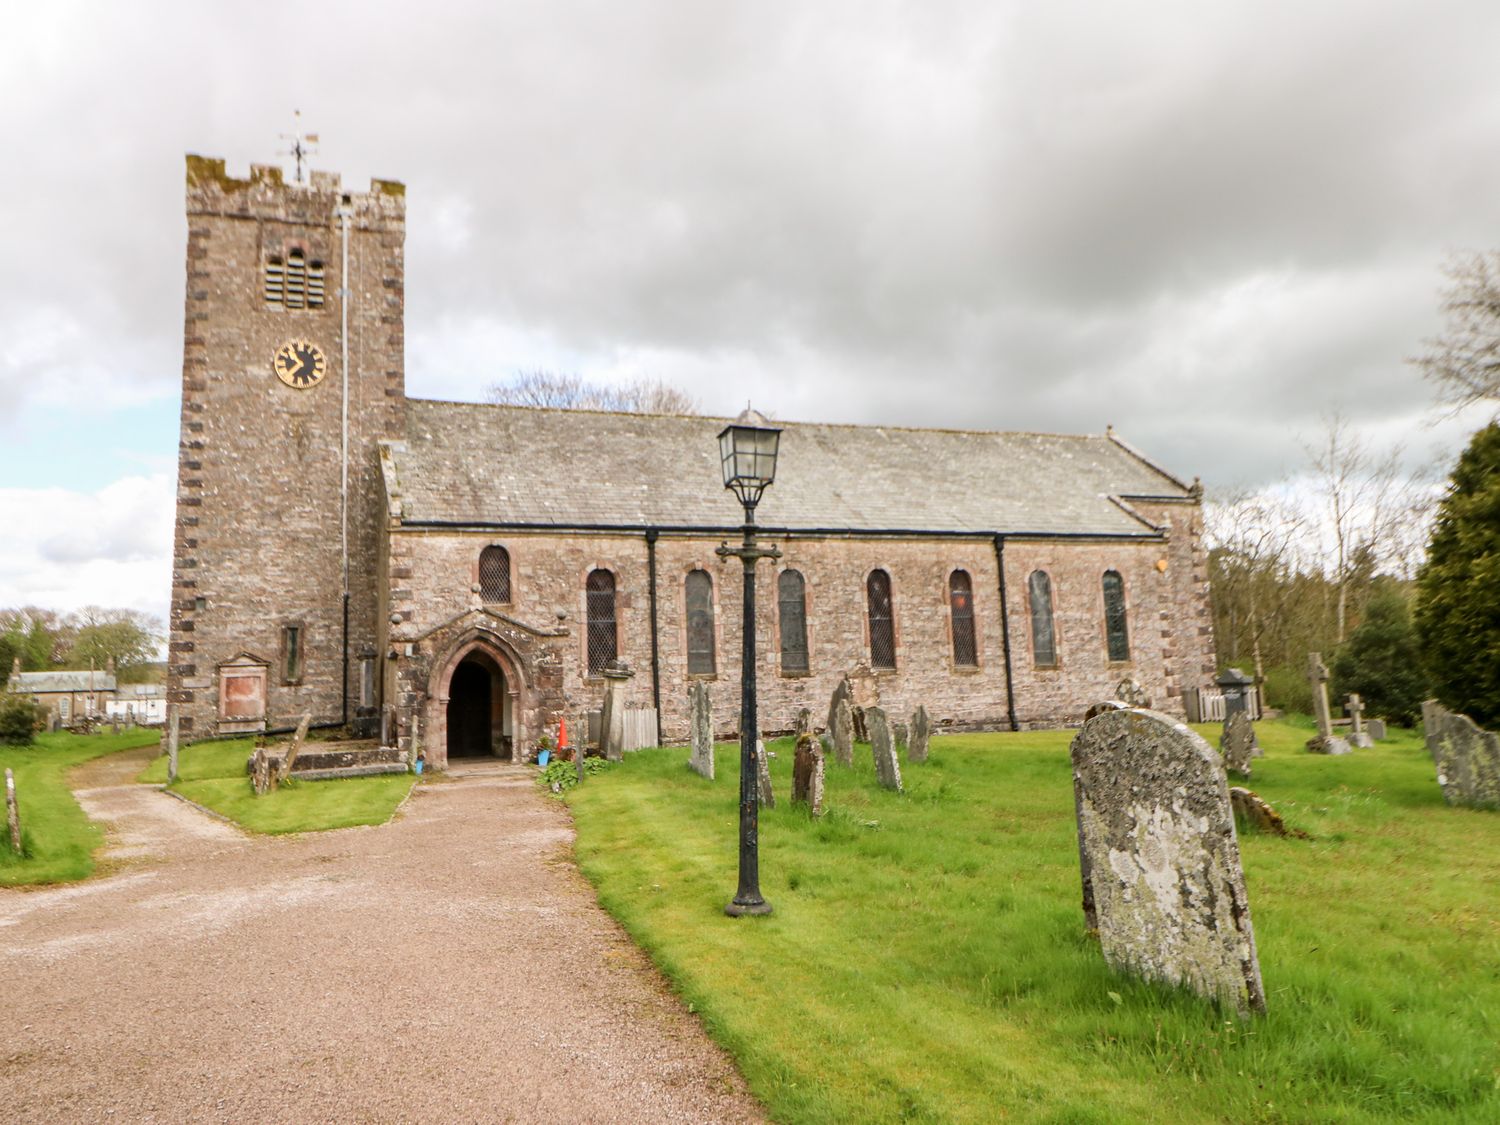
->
<box><xmin>168</xmin><ymin>157</ymin><xmax>405</xmax><ymax>736</ymax></box>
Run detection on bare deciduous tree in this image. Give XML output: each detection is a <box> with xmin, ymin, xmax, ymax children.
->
<box><xmin>485</xmin><ymin>371</ymin><xmax>698</xmax><ymax>415</ymax></box>
<box><xmin>1205</xmin><ymin>490</ymin><xmax>1305</xmax><ymax>693</ymax></box>
<box><xmin>1411</xmin><ymin>251</ymin><xmax>1500</xmax><ymax>412</ymax></box>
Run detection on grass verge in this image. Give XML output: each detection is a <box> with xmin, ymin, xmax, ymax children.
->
<box><xmin>567</xmin><ymin>720</ymin><xmax>1500</xmax><ymax>1123</ymax></box>
<box><xmin>138</xmin><ymin>739</ymin><xmax>415</xmax><ymax>835</ymax></box>
<box><xmin>1</xmin><ymin>728</ymin><xmax>161</xmax><ymax>886</ymax></box>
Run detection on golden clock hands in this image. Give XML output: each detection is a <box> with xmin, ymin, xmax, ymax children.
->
<box><xmin>282</xmin><ymin>352</ymin><xmax>305</xmax><ymax>380</ymax></box>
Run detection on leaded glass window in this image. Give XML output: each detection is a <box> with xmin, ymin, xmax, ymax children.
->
<box><xmin>686</xmin><ymin>570</ymin><xmax>716</xmax><ymax>675</ymax></box>
<box><xmin>1102</xmin><ymin>570</ymin><xmax>1130</xmax><ymax>662</ymax></box>
<box><xmin>778</xmin><ymin>569</ymin><xmax>809</xmax><ymax>674</ymax></box>
<box><xmin>1028</xmin><ymin>571</ymin><xmax>1056</xmax><ymax>667</ymax></box>
<box><xmin>867</xmin><ymin>569</ymin><xmax>896</xmax><ymax>670</ymax></box>
<box><xmin>585</xmin><ymin>569</ymin><xmax>617</xmax><ymax>674</ymax></box>
<box><xmin>950</xmin><ymin>570</ymin><xmax>977</xmax><ymax>667</ymax></box>
<box><xmin>479</xmin><ymin>545</ymin><xmax>511</xmax><ymax>604</ymax></box>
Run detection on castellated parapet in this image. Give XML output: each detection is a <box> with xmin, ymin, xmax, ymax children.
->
<box><xmin>168</xmin><ymin>154</ymin><xmax>406</xmax><ymax>737</ymax></box>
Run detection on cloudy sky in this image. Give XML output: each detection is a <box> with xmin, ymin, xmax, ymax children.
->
<box><xmin>3</xmin><ymin>0</ymin><xmax>1498</xmax><ymax>625</ymax></box>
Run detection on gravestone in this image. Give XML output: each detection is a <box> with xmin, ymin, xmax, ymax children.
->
<box><xmin>851</xmin><ymin>706</ymin><xmax>869</xmax><ymax>744</ymax></box>
<box><xmin>250</xmin><ymin>747</ymin><xmax>272</xmax><ymax>796</ymax></box>
<box><xmin>818</xmin><ymin>733</ymin><xmax>834</xmax><ymax>759</ymax></box>
<box><xmin>866</xmin><ymin>706</ymin><xmax>903</xmax><ymax>792</ymax></box>
<box><xmin>893</xmin><ymin>721</ymin><xmax>908</xmax><ymax>752</ymax></box>
<box><xmin>1229</xmin><ymin>787</ymin><xmax>1308</xmax><ymax>839</ymax></box>
<box><xmin>576</xmin><ymin>714</ymin><xmax>587</xmax><ymax>785</ymax></box>
<box><xmin>275</xmin><ymin>712</ymin><xmax>313</xmax><ymax>785</ymax></box>
<box><xmin>5</xmin><ymin>768</ymin><xmax>20</xmax><ymax>853</ymax></box>
<box><xmin>1345</xmin><ymin>694</ymin><xmax>1374</xmax><ymax>749</ymax></box>
<box><xmin>908</xmin><ymin>705</ymin><xmax>931</xmax><ymax>764</ymax></box>
<box><xmin>832</xmin><ymin>697</ymin><xmax>854</xmax><ymax>767</ymax></box>
<box><xmin>826</xmin><ymin>676</ymin><xmax>852</xmax><ymax>739</ymax></box>
<box><xmin>794</xmin><ymin>707</ymin><xmax>812</xmax><ymax>740</ymax></box>
<box><xmin>791</xmin><ymin>733</ymin><xmax>825</xmax><ymax>815</ymax></box>
<box><xmin>166</xmin><ymin>707</ymin><xmax>180</xmax><ymax>785</ymax></box>
<box><xmin>599</xmin><ymin>660</ymin><xmax>634</xmax><ymax>762</ymax></box>
<box><xmin>1422</xmin><ymin>701</ymin><xmax>1500</xmax><ymax>809</ymax></box>
<box><xmin>1219</xmin><ymin>711</ymin><xmax>1256</xmax><ymax>778</ymax></box>
<box><xmin>1115</xmin><ymin>677</ymin><xmax>1151</xmax><ymax>709</ymax></box>
<box><xmin>1071</xmin><ymin>707</ymin><xmax>1266</xmax><ymax>1017</ymax></box>
<box><xmin>688</xmin><ymin>681</ymin><xmax>714</xmax><ymax>780</ymax></box>
<box><xmin>1368</xmin><ymin>718</ymin><xmax>1387</xmax><ymax>741</ymax></box>
<box><xmin>1305</xmin><ymin>653</ymin><xmax>1351</xmax><ymax>755</ymax></box>
<box><xmin>755</xmin><ymin>739</ymin><xmax>775</xmax><ymax>808</ymax></box>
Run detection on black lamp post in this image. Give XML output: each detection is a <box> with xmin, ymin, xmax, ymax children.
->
<box><xmin>716</xmin><ymin>406</ymin><xmax>782</xmax><ymax>918</ymax></box>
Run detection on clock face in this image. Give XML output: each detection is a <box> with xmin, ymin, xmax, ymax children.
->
<box><xmin>273</xmin><ymin>340</ymin><xmax>328</xmax><ymax>389</ymax></box>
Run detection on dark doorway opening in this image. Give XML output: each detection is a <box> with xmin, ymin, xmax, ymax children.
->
<box><xmin>447</xmin><ymin>657</ymin><xmax>501</xmax><ymax>758</ymax></box>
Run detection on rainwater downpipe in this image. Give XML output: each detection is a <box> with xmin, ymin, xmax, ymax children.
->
<box><xmin>337</xmin><ymin>200</ymin><xmax>352</xmax><ymax>725</ymax></box>
<box><xmin>993</xmin><ymin>534</ymin><xmax>1019</xmax><ymax>732</ymax></box>
<box><xmin>646</xmin><ymin>528</ymin><xmax>663</xmax><ymax>746</ymax></box>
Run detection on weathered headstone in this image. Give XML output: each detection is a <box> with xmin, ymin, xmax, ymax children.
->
<box><xmin>851</xmin><ymin>706</ymin><xmax>869</xmax><ymax>744</ymax></box>
<box><xmin>1423</xmin><ymin>701</ymin><xmax>1500</xmax><ymax>809</ymax></box>
<box><xmin>1368</xmin><ymin>718</ymin><xmax>1387</xmax><ymax>741</ymax></box>
<box><xmin>892</xmin><ymin>721</ymin><xmax>909</xmax><ymax>752</ymax></box>
<box><xmin>755</xmin><ymin>739</ymin><xmax>775</xmax><ymax>808</ymax></box>
<box><xmin>1345</xmin><ymin>694</ymin><xmax>1374</xmax><ymax>749</ymax></box>
<box><xmin>275</xmin><ymin>712</ymin><xmax>313</xmax><ymax>785</ymax></box>
<box><xmin>818</xmin><ymin>733</ymin><xmax>834</xmax><ymax>759</ymax></box>
<box><xmin>5</xmin><ymin>768</ymin><xmax>20</xmax><ymax>853</ymax></box>
<box><xmin>250</xmin><ymin>747</ymin><xmax>272</xmax><ymax>796</ymax></box>
<box><xmin>825</xmin><ymin>676</ymin><xmax>852</xmax><ymax>739</ymax></box>
<box><xmin>791</xmin><ymin>733</ymin><xmax>825</xmax><ymax>815</ymax></box>
<box><xmin>688</xmin><ymin>680</ymin><xmax>715</xmax><ymax>780</ymax></box>
<box><xmin>166</xmin><ymin>707</ymin><xmax>180</xmax><ymax>785</ymax></box>
<box><xmin>866</xmin><ymin>706</ymin><xmax>903</xmax><ymax>792</ymax></box>
<box><xmin>1229</xmin><ymin>787</ymin><xmax>1308</xmax><ymax>839</ymax></box>
<box><xmin>1305</xmin><ymin>653</ymin><xmax>1350</xmax><ymax>755</ymax></box>
<box><xmin>794</xmin><ymin>707</ymin><xmax>812</xmax><ymax>740</ymax></box>
<box><xmin>1219</xmin><ymin>711</ymin><xmax>1256</xmax><ymax>777</ymax></box>
<box><xmin>908</xmin><ymin>705</ymin><xmax>931</xmax><ymax>764</ymax></box>
<box><xmin>1070</xmin><ymin>708</ymin><xmax>1266</xmax><ymax>1017</ymax></box>
<box><xmin>1115</xmin><ymin>677</ymin><xmax>1151</xmax><ymax>709</ymax></box>
<box><xmin>832</xmin><ymin>697</ymin><xmax>854</xmax><ymax>767</ymax></box>
<box><xmin>599</xmin><ymin>660</ymin><xmax>634</xmax><ymax>762</ymax></box>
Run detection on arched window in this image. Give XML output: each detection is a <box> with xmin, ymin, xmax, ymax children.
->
<box><xmin>478</xmin><ymin>545</ymin><xmax>511</xmax><ymax>604</ymax></box>
<box><xmin>1102</xmin><ymin>570</ymin><xmax>1130</xmax><ymax>662</ymax></box>
<box><xmin>867</xmin><ymin>569</ymin><xmax>896</xmax><ymax>670</ymax></box>
<box><xmin>778</xmin><ymin>569</ymin><xmax>809</xmax><ymax>674</ymax></box>
<box><xmin>1028</xmin><ymin>570</ymin><xmax>1057</xmax><ymax>667</ymax></box>
<box><xmin>686</xmin><ymin>570</ymin><xmax>716</xmax><ymax>675</ymax></box>
<box><xmin>585</xmin><ymin>569</ymin><xmax>617</xmax><ymax>674</ymax></box>
<box><xmin>949</xmin><ymin>570</ymin><xmax>977</xmax><ymax>667</ymax></box>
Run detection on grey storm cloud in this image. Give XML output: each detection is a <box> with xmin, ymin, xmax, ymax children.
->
<box><xmin>4</xmin><ymin>0</ymin><xmax>1499</xmax><ymax>493</ymax></box>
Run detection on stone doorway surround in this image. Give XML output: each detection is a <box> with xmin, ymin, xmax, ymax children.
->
<box><xmin>429</xmin><ymin>633</ymin><xmax>525</xmax><ymax>768</ymax></box>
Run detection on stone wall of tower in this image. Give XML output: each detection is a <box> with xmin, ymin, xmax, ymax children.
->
<box><xmin>167</xmin><ymin>157</ymin><xmax>405</xmax><ymax>737</ymax></box>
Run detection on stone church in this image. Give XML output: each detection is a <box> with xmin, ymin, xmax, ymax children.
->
<box><xmin>167</xmin><ymin>155</ymin><xmax>1216</xmax><ymax>767</ymax></box>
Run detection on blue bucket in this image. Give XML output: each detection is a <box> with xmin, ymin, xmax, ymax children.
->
<box><xmin>538</xmin><ymin>749</ymin><xmax>551</xmax><ymax>767</ymax></box>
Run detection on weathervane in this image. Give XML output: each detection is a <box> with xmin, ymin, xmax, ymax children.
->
<box><xmin>279</xmin><ymin>110</ymin><xmax>319</xmax><ymax>184</ymax></box>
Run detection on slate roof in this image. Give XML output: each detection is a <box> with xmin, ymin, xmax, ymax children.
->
<box><xmin>8</xmin><ymin>671</ymin><xmax>118</xmax><ymax>694</ymax></box>
<box><xmin>389</xmin><ymin>399</ymin><xmax>1195</xmax><ymax>538</ymax></box>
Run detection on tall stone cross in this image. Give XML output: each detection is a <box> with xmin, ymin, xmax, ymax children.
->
<box><xmin>1346</xmin><ymin>693</ymin><xmax>1373</xmax><ymax>749</ymax></box>
<box><xmin>1307</xmin><ymin>652</ymin><xmax>1333</xmax><ymax>737</ymax></box>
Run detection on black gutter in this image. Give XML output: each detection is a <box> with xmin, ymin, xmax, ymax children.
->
<box><xmin>341</xmin><ymin>592</ymin><xmax>350</xmax><ymax>726</ymax></box>
<box><xmin>993</xmin><ymin>534</ymin><xmax>1019</xmax><ymax>732</ymax></box>
<box><xmin>645</xmin><ymin>528</ymin><xmax>663</xmax><ymax>747</ymax></box>
<box><xmin>399</xmin><ymin>519</ymin><xmax>1162</xmax><ymax>543</ymax></box>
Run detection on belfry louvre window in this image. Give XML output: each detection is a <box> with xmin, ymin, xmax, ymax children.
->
<box><xmin>1028</xmin><ymin>571</ymin><xmax>1057</xmax><ymax>667</ymax></box>
<box><xmin>1102</xmin><ymin>570</ymin><xmax>1130</xmax><ymax>662</ymax></box>
<box><xmin>264</xmin><ymin>250</ymin><xmax>325</xmax><ymax>309</ymax></box>
<box><xmin>585</xmin><ymin>569</ymin><xmax>617</xmax><ymax>675</ymax></box>
<box><xmin>778</xmin><ymin>569</ymin><xmax>810</xmax><ymax>674</ymax></box>
<box><xmin>479</xmin><ymin>545</ymin><xmax>511</xmax><ymax>604</ymax></box>
<box><xmin>949</xmin><ymin>569</ymin><xmax>978</xmax><ymax>667</ymax></box>
<box><xmin>867</xmin><ymin>569</ymin><xmax>896</xmax><ymax>670</ymax></box>
<box><xmin>686</xmin><ymin>570</ymin><xmax>716</xmax><ymax>675</ymax></box>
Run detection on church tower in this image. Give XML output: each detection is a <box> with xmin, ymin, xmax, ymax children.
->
<box><xmin>167</xmin><ymin>156</ymin><xmax>406</xmax><ymax>738</ymax></box>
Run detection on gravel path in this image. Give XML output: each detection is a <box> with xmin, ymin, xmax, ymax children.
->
<box><xmin>0</xmin><ymin>750</ymin><xmax>764</xmax><ymax>1123</ymax></box>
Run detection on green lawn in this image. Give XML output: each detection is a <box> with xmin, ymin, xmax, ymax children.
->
<box><xmin>566</xmin><ymin>720</ymin><xmax>1500</xmax><ymax>1123</ymax></box>
<box><xmin>138</xmin><ymin>739</ymin><xmax>415</xmax><ymax>835</ymax></box>
<box><xmin>0</xmin><ymin>728</ymin><xmax>161</xmax><ymax>886</ymax></box>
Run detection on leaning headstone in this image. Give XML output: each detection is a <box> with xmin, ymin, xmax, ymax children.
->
<box><xmin>755</xmin><ymin>740</ymin><xmax>775</xmax><ymax>809</ymax></box>
<box><xmin>1070</xmin><ymin>707</ymin><xmax>1266</xmax><ymax>1017</ymax></box>
<box><xmin>599</xmin><ymin>660</ymin><xmax>634</xmax><ymax>762</ymax></box>
<box><xmin>688</xmin><ymin>681</ymin><xmax>714</xmax><ymax>780</ymax></box>
<box><xmin>5</xmin><ymin>768</ymin><xmax>21</xmax><ymax>853</ymax></box>
<box><xmin>826</xmin><ymin>676</ymin><xmax>852</xmax><ymax>739</ymax></box>
<box><xmin>1229</xmin><ymin>787</ymin><xmax>1308</xmax><ymax>839</ymax></box>
<box><xmin>908</xmin><ymin>705</ymin><xmax>931</xmax><ymax>764</ymax></box>
<box><xmin>791</xmin><ymin>733</ymin><xmax>825</xmax><ymax>816</ymax></box>
<box><xmin>1368</xmin><ymin>718</ymin><xmax>1388</xmax><ymax>742</ymax></box>
<box><xmin>1305</xmin><ymin>652</ymin><xmax>1350</xmax><ymax>755</ymax></box>
<box><xmin>1219</xmin><ymin>711</ymin><xmax>1256</xmax><ymax>778</ymax></box>
<box><xmin>832</xmin><ymin>697</ymin><xmax>854</xmax><ymax>767</ymax></box>
<box><xmin>166</xmin><ymin>708</ymin><xmax>180</xmax><ymax>785</ymax></box>
<box><xmin>794</xmin><ymin>707</ymin><xmax>812</xmax><ymax>740</ymax></box>
<box><xmin>250</xmin><ymin>747</ymin><xmax>273</xmax><ymax>796</ymax></box>
<box><xmin>1345</xmin><ymin>694</ymin><xmax>1374</xmax><ymax>749</ymax></box>
<box><xmin>866</xmin><ymin>706</ymin><xmax>903</xmax><ymax>792</ymax></box>
<box><xmin>1423</xmin><ymin>701</ymin><xmax>1500</xmax><ymax>809</ymax></box>
<box><xmin>275</xmin><ymin>712</ymin><xmax>313</xmax><ymax>785</ymax></box>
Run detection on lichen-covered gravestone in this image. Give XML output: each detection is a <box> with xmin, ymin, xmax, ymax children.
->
<box><xmin>791</xmin><ymin>733</ymin><xmax>825</xmax><ymax>815</ymax></box>
<box><xmin>688</xmin><ymin>680</ymin><xmax>714</xmax><ymax>780</ymax></box>
<box><xmin>755</xmin><ymin>740</ymin><xmax>775</xmax><ymax>809</ymax></box>
<box><xmin>866</xmin><ymin>706</ymin><xmax>903</xmax><ymax>792</ymax></box>
<box><xmin>1367</xmin><ymin>718</ymin><xmax>1388</xmax><ymax>742</ymax></box>
<box><xmin>908</xmin><ymin>705</ymin><xmax>931</xmax><ymax>764</ymax></box>
<box><xmin>1219</xmin><ymin>710</ymin><xmax>1256</xmax><ymax>778</ymax></box>
<box><xmin>1305</xmin><ymin>652</ymin><xmax>1350</xmax><ymax>755</ymax></box>
<box><xmin>1422</xmin><ymin>701</ymin><xmax>1500</xmax><ymax>809</ymax></box>
<box><xmin>1071</xmin><ymin>707</ymin><xmax>1266</xmax><ymax>1017</ymax></box>
<box><xmin>826</xmin><ymin>676</ymin><xmax>852</xmax><ymax>739</ymax></box>
<box><xmin>832</xmin><ymin>697</ymin><xmax>854</xmax><ymax>767</ymax></box>
<box><xmin>794</xmin><ymin>707</ymin><xmax>812</xmax><ymax>741</ymax></box>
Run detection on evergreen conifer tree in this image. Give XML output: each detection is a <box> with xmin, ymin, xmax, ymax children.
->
<box><xmin>1414</xmin><ymin>422</ymin><xmax>1500</xmax><ymax>727</ymax></box>
<box><xmin>1332</xmin><ymin>591</ymin><xmax>1427</xmax><ymax>726</ymax></box>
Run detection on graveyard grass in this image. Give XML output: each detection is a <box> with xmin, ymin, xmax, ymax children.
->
<box><xmin>137</xmin><ymin>740</ymin><xmax>415</xmax><ymax>835</ymax></box>
<box><xmin>0</xmin><ymin>728</ymin><xmax>161</xmax><ymax>886</ymax></box>
<box><xmin>567</xmin><ymin>719</ymin><xmax>1500</xmax><ymax>1124</ymax></box>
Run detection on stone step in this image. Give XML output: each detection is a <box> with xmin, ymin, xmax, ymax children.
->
<box><xmin>288</xmin><ymin>762</ymin><xmax>412</xmax><ymax>782</ymax></box>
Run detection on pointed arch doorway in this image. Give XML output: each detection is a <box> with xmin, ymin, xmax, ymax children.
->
<box><xmin>439</xmin><ymin>646</ymin><xmax>514</xmax><ymax>763</ymax></box>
